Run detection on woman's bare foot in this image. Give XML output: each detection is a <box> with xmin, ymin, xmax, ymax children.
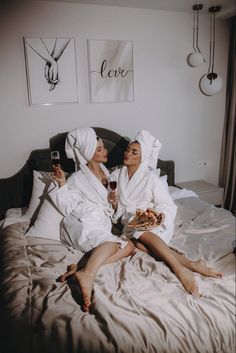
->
<box><xmin>190</xmin><ymin>259</ymin><xmax>223</xmax><ymax>278</ymax></box>
<box><xmin>175</xmin><ymin>266</ymin><xmax>199</xmax><ymax>295</ymax></box>
<box><xmin>60</xmin><ymin>264</ymin><xmax>78</xmax><ymax>282</ymax></box>
<box><xmin>73</xmin><ymin>270</ymin><xmax>95</xmax><ymax>312</ymax></box>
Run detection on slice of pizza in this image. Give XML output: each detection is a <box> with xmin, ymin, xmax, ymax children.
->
<box><xmin>128</xmin><ymin>208</ymin><xmax>163</xmax><ymax>230</ymax></box>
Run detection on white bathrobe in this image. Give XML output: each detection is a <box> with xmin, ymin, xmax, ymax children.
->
<box><xmin>112</xmin><ymin>164</ymin><xmax>177</xmax><ymax>245</ymax></box>
<box><xmin>50</xmin><ymin>164</ymin><xmax>127</xmax><ymax>252</ymax></box>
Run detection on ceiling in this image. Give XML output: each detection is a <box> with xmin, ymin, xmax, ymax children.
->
<box><xmin>37</xmin><ymin>0</ymin><xmax>235</xmax><ymax>18</ymax></box>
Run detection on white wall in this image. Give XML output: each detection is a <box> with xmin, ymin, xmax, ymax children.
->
<box><xmin>0</xmin><ymin>0</ymin><xmax>229</xmax><ymax>183</ymax></box>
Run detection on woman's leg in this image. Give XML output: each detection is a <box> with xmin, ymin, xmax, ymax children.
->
<box><xmin>131</xmin><ymin>239</ymin><xmax>149</xmax><ymax>253</ymax></box>
<box><xmin>104</xmin><ymin>239</ymin><xmax>135</xmax><ymax>264</ymax></box>
<box><xmin>132</xmin><ymin>237</ymin><xmax>222</xmax><ymax>278</ymax></box>
<box><xmin>139</xmin><ymin>231</ymin><xmax>199</xmax><ymax>295</ymax></box>
<box><xmin>60</xmin><ymin>252</ymin><xmax>91</xmax><ymax>282</ymax></box>
<box><xmin>61</xmin><ymin>240</ymin><xmax>135</xmax><ymax>283</ymax></box>
<box><xmin>168</xmin><ymin>250</ymin><xmax>223</xmax><ymax>277</ymax></box>
<box><xmin>61</xmin><ymin>241</ymin><xmax>119</xmax><ymax>311</ymax></box>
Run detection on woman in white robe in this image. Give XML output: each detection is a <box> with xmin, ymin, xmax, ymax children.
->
<box><xmin>50</xmin><ymin>127</ymin><xmax>134</xmax><ymax>311</ymax></box>
<box><xmin>110</xmin><ymin>130</ymin><xmax>223</xmax><ymax>295</ymax></box>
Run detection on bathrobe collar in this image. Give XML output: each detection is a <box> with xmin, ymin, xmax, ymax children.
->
<box><xmin>80</xmin><ymin>163</ymin><xmax>110</xmax><ymax>205</ymax></box>
<box><xmin>118</xmin><ymin>164</ymin><xmax>149</xmax><ymax>210</ymax></box>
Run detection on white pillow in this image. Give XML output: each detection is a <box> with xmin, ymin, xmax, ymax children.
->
<box><xmin>2</xmin><ymin>208</ymin><xmax>29</xmax><ymax>229</ymax></box>
<box><xmin>26</xmin><ymin>199</ymin><xmax>63</xmax><ymax>241</ymax></box>
<box><xmin>159</xmin><ymin>174</ymin><xmax>169</xmax><ymax>193</ymax></box>
<box><xmin>151</xmin><ymin>167</ymin><xmax>161</xmax><ymax>176</ymax></box>
<box><xmin>26</xmin><ymin>171</ymin><xmax>56</xmax><ymax>221</ymax></box>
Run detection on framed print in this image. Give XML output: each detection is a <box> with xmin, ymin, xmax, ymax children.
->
<box><xmin>23</xmin><ymin>37</ymin><xmax>79</xmax><ymax>105</ymax></box>
<box><xmin>88</xmin><ymin>39</ymin><xmax>134</xmax><ymax>103</ymax></box>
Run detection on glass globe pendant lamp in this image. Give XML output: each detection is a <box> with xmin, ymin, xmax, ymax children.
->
<box><xmin>187</xmin><ymin>4</ymin><xmax>205</xmax><ymax>67</ymax></box>
<box><xmin>199</xmin><ymin>6</ymin><xmax>223</xmax><ymax>96</ymax></box>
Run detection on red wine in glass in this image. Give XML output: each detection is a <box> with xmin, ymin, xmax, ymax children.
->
<box><xmin>109</xmin><ymin>181</ymin><xmax>117</xmax><ymax>190</ymax></box>
<box><xmin>51</xmin><ymin>151</ymin><xmax>60</xmax><ymax>167</ymax></box>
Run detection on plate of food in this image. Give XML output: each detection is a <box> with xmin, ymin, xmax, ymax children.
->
<box><xmin>128</xmin><ymin>208</ymin><xmax>164</xmax><ymax>231</ymax></box>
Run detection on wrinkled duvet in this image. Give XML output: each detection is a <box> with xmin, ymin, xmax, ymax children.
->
<box><xmin>1</xmin><ymin>197</ymin><xmax>235</xmax><ymax>353</ymax></box>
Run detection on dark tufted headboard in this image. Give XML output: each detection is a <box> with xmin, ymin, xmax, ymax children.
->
<box><xmin>0</xmin><ymin>127</ymin><xmax>175</xmax><ymax>219</ymax></box>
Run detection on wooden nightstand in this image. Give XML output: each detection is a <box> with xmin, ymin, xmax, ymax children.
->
<box><xmin>176</xmin><ymin>180</ymin><xmax>224</xmax><ymax>206</ymax></box>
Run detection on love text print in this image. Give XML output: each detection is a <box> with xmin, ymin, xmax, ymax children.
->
<box><xmin>91</xmin><ymin>59</ymin><xmax>133</xmax><ymax>79</ymax></box>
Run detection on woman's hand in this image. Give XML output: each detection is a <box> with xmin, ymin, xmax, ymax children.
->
<box><xmin>108</xmin><ymin>190</ymin><xmax>118</xmax><ymax>210</ymax></box>
<box><xmin>52</xmin><ymin>166</ymin><xmax>66</xmax><ymax>187</ymax></box>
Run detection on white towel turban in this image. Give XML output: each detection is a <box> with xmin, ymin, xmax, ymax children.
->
<box><xmin>65</xmin><ymin>127</ymin><xmax>97</xmax><ymax>167</ymax></box>
<box><xmin>133</xmin><ymin>129</ymin><xmax>162</xmax><ymax>169</ymax></box>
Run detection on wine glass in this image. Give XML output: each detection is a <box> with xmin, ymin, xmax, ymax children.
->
<box><xmin>109</xmin><ymin>175</ymin><xmax>117</xmax><ymax>191</ymax></box>
<box><xmin>51</xmin><ymin>150</ymin><xmax>60</xmax><ymax>167</ymax></box>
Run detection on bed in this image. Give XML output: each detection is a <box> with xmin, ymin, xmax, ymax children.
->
<box><xmin>0</xmin><ymin>127</ymin><xmax>235</xmax><ymax>353</ymax></box>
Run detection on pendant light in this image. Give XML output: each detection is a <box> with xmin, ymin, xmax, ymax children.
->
<box><xmin>200</xmin><ymin>6</ymin><xmax>223</xmax><ymax>96</ymax></box>
<box><xmin>188</xmin><ymin>4</ymin><xmax>205</xmax><ymax>67</ymax></box>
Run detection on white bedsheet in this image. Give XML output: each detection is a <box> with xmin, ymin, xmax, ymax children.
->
<box><xmin>0</xmin><ymin>207</ymin><xmax>29</xmax><ymax>228</ymax></box>
<box><xmin>1</xmin><ymin>196</ymin><xmax>235</xmax><ymax>353</ymax></box>
<box><xmin>168</xmin><ymin>186</ymin><xmax>198</xmax><ymax>200</ymax></box>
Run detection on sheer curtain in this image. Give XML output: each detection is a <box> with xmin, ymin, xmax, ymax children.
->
<box><xmin>219</xmin><ymin>16</ymin><xmax>236</xmax><ymax>215</ymax></box>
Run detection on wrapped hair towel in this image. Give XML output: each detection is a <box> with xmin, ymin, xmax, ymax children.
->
<box><xmin>65</xmin><ymin>127</ymin><xmax>97</xmax><ymax>168</ymax></box>
<box><xmin>133</xmin><ymin>129</ymin><xmax>162</xmax><ymax>169</ymax></box>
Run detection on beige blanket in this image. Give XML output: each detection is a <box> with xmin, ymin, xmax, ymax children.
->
<box><xmin>1</xmin><ymin>197</ymin><xmax>235</xmax><ymax>353</ymax></box>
